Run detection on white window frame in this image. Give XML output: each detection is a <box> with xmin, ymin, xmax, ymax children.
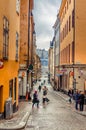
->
<box><xmin>16</xmin><ymin>0</ymin><xmax>20</xmax><ymax>14</ymax></box>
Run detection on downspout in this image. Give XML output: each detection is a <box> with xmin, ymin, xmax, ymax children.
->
<box><xmin>59</xmin><ymin>17</ymin><xmax>60</xmax><ymax>90</ymax></box>
<box><xmin>27</xmin><ymin>0</ymin><xmax>30</xmax><ymax>89</ymax></box>
<box><xmin>73</xmin><ymin>0</ymin><xmax>76</xmax><ymax>91</ymax></box>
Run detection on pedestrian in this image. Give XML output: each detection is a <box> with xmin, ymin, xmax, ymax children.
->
<box><xmin>68</xmin><ymin>89</ymin><xmax>72</xmax><ymax>103</ymax></box>
<box><xmin>32</xmin><ymin>90</ymin><xmax>39</xmax><ymax>108</ymax></box>
<box><xmin>79</xmin><ymin>91</ymin><xmax>85</xmax><ymax>111</ymax></box>
<box><xmin>28</xmin><ymin>91</ymin><xmax>31</xmax><ymax>101</ymax></box>
<box><xmin>74</xmin><ymin>90</ymin><xmax>80</xmax><ymax>110</ymax></box>
<box><xmin>42</xmin><ymin>86</ymin><xmax>49</xmax><ymax>105</ymax></box>
<box><xmin>38</xmin><ymin>85</ymin><xmax>41</xmax><ymax>92</ymax></box>
<box><xmin>43</xmin><ymin>80</ymin><xmax>46</xmax><ymax>84</ymax></box>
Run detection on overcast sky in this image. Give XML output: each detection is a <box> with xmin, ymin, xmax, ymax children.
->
<box><xmin>33</xmin><ymin>0</ymin><xmax>61</xmax><ymax>50</ymax></box>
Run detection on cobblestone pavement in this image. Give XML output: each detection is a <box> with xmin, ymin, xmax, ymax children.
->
<box><xmin>24</xmin><ymin>83</ymin><xmax>86</xmax><ymax>130</ymax></box>
<box><xmin>0</xmin><ymin>101</ymin><xmax>32</xmax><ymax>130</ymax></box>
<box><xmin>53</xmin><ymin>90</ymin><xmax>86</xmax><ymax>116</ymax></box>
<box><xmin>0</xmin><ymin>79</ymin><xmax>86</xmax><ymax>130</ymax></box>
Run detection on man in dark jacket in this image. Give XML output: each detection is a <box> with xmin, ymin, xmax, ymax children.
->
<box><xmin>32</xmin><ymin>90</ymin><xmax>39</xmax><ymax>108</ymax></box>
<box><xmin>79</xmin><ymin>91</ymin><xmax>85</xmax><ymax>111</ymax></box>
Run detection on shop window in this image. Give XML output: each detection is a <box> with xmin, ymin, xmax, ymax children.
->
<box><xmin>9</xmin><ymin>80</ymin><xmax>13</xmax><ymax>98</ymax></box>
<box><xmin>3</xmin><ymin>16</ymin><xmax>9</xmax><ymax>60</ymax></box>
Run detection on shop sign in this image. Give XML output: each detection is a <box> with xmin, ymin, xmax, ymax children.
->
<box><xmin>69</xmin><ymin>71</ymin><xmax>74</xmax><ymax>77</ymax></box>
<box><xmin>0</xmin><ymin>60</ymin><xmax>4</xmax><ymax>69</ymax></box>
<box><xmin>60</xmin><ymin>69</ymin><xmax>67</xmax><ymax>72</ymax></box>
<box><xmin>22</xmin><ymin>71</ymin><xmax>25</xmax><ymax>77</ymax></box>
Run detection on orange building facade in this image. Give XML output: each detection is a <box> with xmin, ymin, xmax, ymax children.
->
<box><xmin>59</xmin><ymin>0</ymin><xmax>86</xmax><ymax>92</ymax></box>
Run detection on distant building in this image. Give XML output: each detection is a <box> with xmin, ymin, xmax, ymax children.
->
<box><xmin>36</xmin><ymin>49</ymin><xmax>48</xmax><ymax>66</ymax></box>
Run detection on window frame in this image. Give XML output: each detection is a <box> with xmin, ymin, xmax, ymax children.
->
<box><xmin>3</xmin><ymin>16</ymin><xmax>9</xmax><ymax>60</ymax></box>
<box><xmin>16</xmin><ymin>0</ymin><xmax>20</xmax><ymax>14</ymax></box>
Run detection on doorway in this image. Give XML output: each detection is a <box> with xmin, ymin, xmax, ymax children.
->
<box><xmin>0</xmin><ymin>85</ymin><xmax>3</xmax><ymax>112</ymax></box>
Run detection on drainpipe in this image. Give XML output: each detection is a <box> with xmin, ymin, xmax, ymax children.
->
<box><xmin>27</xmin><ymin>0</ymin><xmax>30</xmax><ymax>91</ymax></box>
<box><xmin>73</xmin><ymin>0</ymin><xmax>76</xmax><ymax>92</ymax></box>
<box><xmin>54</xmin><ymin>40</ymin><xmax>56</xmax><ymax>90</ymax></box>
<box><xmin>59</xmin><ymin>17</ymin><xmax>60</xmax><ymax>90</ymax></box>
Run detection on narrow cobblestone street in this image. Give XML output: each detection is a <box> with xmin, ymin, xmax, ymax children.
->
<box><xmin>23</xmin><ymin>82</ymin><xmax>86</xmax><ymax>130</ymax></box>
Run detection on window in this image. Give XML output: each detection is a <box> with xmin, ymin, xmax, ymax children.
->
<box><xmin>69</xmin><ymin>15</ymin><xmax>71</xmax><ymax>31</ymax></box>
<box><xmin>72</xmin><ymin>41</ymin><xmax>74</xmax><ymax>62</ymax></box>
<box><xmin>65</xmin><ymin>6</ymin><xmax>66</xmax><ymax>14</ymax></box>
<box><xmin>9</xmin><ymin>80</ymin><xmax>13</xmax><ymax>98</ymax></box>
<box><xmin>67</xmin><ymin>20</ymin><xmax>68</xmax><ymax>34</ymax></box>
<box><xmin>16</xmin><ymin>0</ymin><xmax>20</xmax><ymax>14</ymax></box>
<box><xmin>69</xmin><ymin>0</ymin><xmax>71</xmax><ymax>4</ymax></box>
<box><xmin>67</xmin><ymin>1</ymin><xmax>68</xmax><ymax>10</ymax></box>
<box><xmin>60</xmin><ymin>32</ymin><xmax>62</xmax><ymax>43</ymax></box>
<box><xmin>3</xmin><ymin>16</ymin><xmax>9</xmax><ymax>60</ymax></box>
<box><xmin>15</xmin><ymin>32</ymin><xmax>19</xmax><ymax>61</ymax></box>
<box><xmin>63</xmin><ymin>28</ymin><xmax>64</xmax><ymax>40</ymax></box>
<box><xmin>65</xmin><ymin>24</ymin><xmax>66</xmax><ymax>37</ymax></box>
<box><xmin>72</xmin><ymin>10</ymin><xmax>74</xmax><ymax>27</ymax></box>
<box><xmin>68</xmin><ymin>44</ymin><xmax>70</xmax><ymax>63</ymax></box>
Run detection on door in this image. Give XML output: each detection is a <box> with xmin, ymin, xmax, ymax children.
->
<box><xmin>0</xmin><ymin>86</ymin><xmax>3</xmax><ymax>112</ymax></box>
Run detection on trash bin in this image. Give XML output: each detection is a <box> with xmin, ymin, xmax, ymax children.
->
<box><xmin>4</xmin><ymin>98</ymin><xmax>13</xmax><ymax>119</ymax></box>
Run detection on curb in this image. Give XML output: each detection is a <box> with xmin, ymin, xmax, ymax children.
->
<box><xmin>0</xmin><ymin>111</ymin><xmax>31</xmax><ymax>130</ymax></box>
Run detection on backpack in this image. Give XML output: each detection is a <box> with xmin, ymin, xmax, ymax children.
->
<box><xmin>33</xmin><ymin>93</ymin><xmax>37</xmax><ymax>100</ymax></box>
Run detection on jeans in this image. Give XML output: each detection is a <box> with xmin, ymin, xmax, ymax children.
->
<box><xmin>80</xmin><ymin>103</ymin><xmax>84</xmax><ymax>111</ymax></box>
<box><xmin>75</xmin><ymin>101</ymin><xmax>78</xmax><ymax>110</ymax></box>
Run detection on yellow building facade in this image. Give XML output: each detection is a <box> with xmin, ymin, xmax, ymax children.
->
<box><xmin>59</xmin><ymin>0</ymin><xmax>86</xmax><ymax>92</ymax></box>
<box><xmin>0</xmin><ymin>0</ymin><xmax>20</xmax><ymax>118</ymax></box>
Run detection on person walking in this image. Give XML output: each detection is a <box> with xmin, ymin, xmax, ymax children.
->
<box><xmin>42</xmin><ymin>86</ymin><xmax>49</xmax><ymax>106</ymax></box>
<box><xmin>32</xmin><ymin>90</ymin><xmax>39</xmax><ymax>108</ymax></box>
<box><xmin>74</xmin><ymin>90</ymin><xmax>80</xmax><ymax>110</ymax></box>
<box><xmin>79</xmin><ymin>91</ymin><xmax>85</xmax><ymax>111</ymax></box>
<box><xmin>68</xmin><ymin>89</ymin><xmax>72</xmax><ymax>103</ymax></box>
<box><xmin>38</xmin><ymin>85</ymin><xmax>41</xmax><ymax>92</ymax></box>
